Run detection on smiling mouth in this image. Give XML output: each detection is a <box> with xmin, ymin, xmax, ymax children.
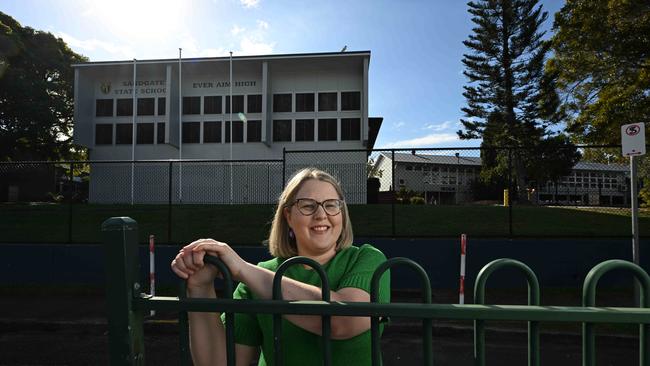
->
<box><xmin>311</xmin><ymin>226</ymin><xmax>329</xmax><ymax>232</ymax></box>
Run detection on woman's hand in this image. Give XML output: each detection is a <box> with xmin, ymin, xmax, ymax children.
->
<box><xmin>171</xmin><ymin>239</ymin><xmax>221</xmax><ymax>290</ymax></box>
<box><xmin>190</xmin><ymin>239</ymin><xmax>250</xmax><ymax>281</ymax></box>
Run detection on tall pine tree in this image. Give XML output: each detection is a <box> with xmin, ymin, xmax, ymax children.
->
<box><xmin>458</xmin><ymin>0</ymin><xmax>574</xmax><ymax>201</ymax></box>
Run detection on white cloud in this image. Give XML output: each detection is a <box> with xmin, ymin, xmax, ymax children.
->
<box><xmin>55</xmin><ymin>31</ymin><xmax>134</xmax><ymax>58</ymax></box>
<box><xmin>423</xmin><ymin>120</ymin><xmax>454</xmax><ymax>132</ymax></box>
<box><xmin>240</xmin><ymin>0</ymin><xmax>260</xmax><ymax>8</ymax></box>
<box><xmin>231</xmin><ymin>25</ymin><xmax>246</xmax><ymax>36</ymax></box>
<box><xmin>382</xmin><ymin>133</ymin><xmax>460</xmax><ymax>148</ymax></box>
<box><xmin>239</xmin><ymin>36</ymin><xmax>274</xmax><ymax>55</ymax></box>
<box><xmin>199</xmin><ymin>47</ymin><xmax>230</xmax><ymax>57</ymax></box>
<box><xmin>257</xmin><ymin>20</ymin><xmax>269</xmax><ymax>30</ymax></box>
<box><xmin>393</xmin><ymin>121</ymin><xmax>405</xmax><ymax>129</ymax></box>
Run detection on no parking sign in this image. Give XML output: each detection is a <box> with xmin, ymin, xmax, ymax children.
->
<box><xmin>621</xmin><ymin>122</ymin><xmax>646</xmax><ymax>157</ymax></box>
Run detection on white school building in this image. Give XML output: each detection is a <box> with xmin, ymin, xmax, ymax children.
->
<box><xmin>72</xmin><ymin>51</ymin><xmax>382</xmax><ymax>204</ymax></box>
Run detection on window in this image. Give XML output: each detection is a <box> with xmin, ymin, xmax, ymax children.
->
<box><xmin>247</xmin><ymin>95</ymin><xmax>262</xmax><ymax>113</ymax></box>
<box><xmin>95</xmin><ymin>124</ymin><xmax>113</xmax><ymax>145</ymax></box>
<box><xmin>273</xmin><ymin>120</ymin><xmax>291</xmax><ymax>142</ymax></box>
<box><xmin>204</xmin><ymin>96</ymin><xmax>222</xmax><ymax>114</ymax></box>
<box><xmin>96</xmin><ymin>99</ymin><xmax>113</xmax><ymax>117</ymax></box>
<box><xmin>157</xmin><ymin>97</ymin><xmax>166</xmax><ymax>116</ymax></box>
<box><xmin>225</xmin><ymin>121</ymin><xmax>244</xmax><ymax>143</ymax></box>
<box><xmin>157</xmin><ymin>122</ymin><xmax>165</xmax><ymax>144</ymax></box>
<box><xmin>137</xmin><ymin>123</ymin><xmax>154</xmax><ymax>144</ymax></box>
<box><xmin>225</xmin><ymin>95</ymin><xmax>244</xmax><ymax>114</ymax></box>
<box><xmin>318</xmin><ymin>92</ymin><xmax>337</xmax><ymax>111</ymax></box>
<box><xmin>341</xmin><ymin>91</ymin><xmax>361</xmax><ymax>111</ymax></box>
<box><xmin>247</xmin><ymin>120</ymin><xmax>261</xmax><ymax>142</ymax></box>
<box><xmin>116</xmin><ymin>99</ymin><xmax>133</xmax><ymax>116</ymax></box>
<box><xmin>182</xmin><ymin>96</ymin><xmax>201</xmax><ymax>115</ymax></box>
<box><xmin>273</xmin><ymin>94</ymin><xmax>292</xmax><ymax>112</ymax></box>
<box><xmin>318</xmin><ymin>118</ymin><xmax>337</xmax><ymax>141</ymax></box>
<box><xmin>137</xmin><ymin>98</ymin><xmax>155</xmax><ymax>116</ymax></box>
<box><xmin>182</xmin><ymin>122</ymin><xmax>200</xmax><ymax>143</ymax></box>
<box><xmin>204</xmin><ymin>121</ymin><xmax>222</xmax><ymax>143</ymax></box>
<box><xmin>295</xmin><ymin>119</ymin><xmax>314</xmax><ymax>141</ymax></box>
<box><xmin>296</xmin><ymin>93</ymin><xmax>314</xmax><ymax>112</ymax></box>
<box><xmin>341</xmin><ymin>118</ymin><xmax>360</xmax><ymax>140</ymax></box>
<box><xmin>115</xmin><ymin>123</ymin><xmax>133</xmax><ymax>144</ymax></box>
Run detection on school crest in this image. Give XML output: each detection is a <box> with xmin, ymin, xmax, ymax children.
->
<box><xmin>100</xmin><ymin>82</ymin><xmax>111</xmax><ymax>94</ymax></box>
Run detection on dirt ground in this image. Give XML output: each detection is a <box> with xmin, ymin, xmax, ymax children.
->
<box><xmin>0</xmin><ymin>293</ymin><xmax>640</xmax><ymax>365</ymax></box>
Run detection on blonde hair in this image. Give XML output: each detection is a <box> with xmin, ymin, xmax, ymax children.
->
<box><xmin>268</xmin><ymin>168</ymin><xmax>353</xmax><ymax>258</ymax></box>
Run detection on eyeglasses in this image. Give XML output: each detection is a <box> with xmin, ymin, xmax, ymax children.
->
<box><xmin>291</xmin><ymin>198</ymin><xmax>344</xmax><ymax>216</ymax></box>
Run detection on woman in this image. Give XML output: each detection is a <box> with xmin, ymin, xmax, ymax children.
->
<box><xmin>171</xmin><ymin>168</ymin><xmax>390</xmax><ymax>366</ymax></box>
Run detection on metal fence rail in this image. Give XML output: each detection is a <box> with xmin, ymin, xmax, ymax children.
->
<box><xmin>103</xmin><ymin>217</ymin><xmax>650</xmax><ymax>365</ymax></box>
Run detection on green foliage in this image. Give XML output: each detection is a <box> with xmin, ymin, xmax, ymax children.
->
<box><xmin>458</xmin><ymin>0</ymin><xmax>570</xmax><ymax>201</ymax></box>
<box><xmin>548</xmin><ymin>0</ymin><xmax>650</xmax><ymax>144</ymax></box>
<box><xmin>0</xmin><ymin>12</ymin><xmax>88</xmax><ymax>161</ymax></box>
<box><xmin>409</xmin><ymin>196</ymin><xmax>425</xmax><ymax>205</ymax></box>
<box><xmin>396</xmin><ymin>187</ymin><xmax>417</xmax><ymax>204</ymax></box>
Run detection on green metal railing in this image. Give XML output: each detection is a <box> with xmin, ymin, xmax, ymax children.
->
<box><xmin>102</xmin><ymin>217</ymin><xmax>650</xmax><ymax>366</ymax></box>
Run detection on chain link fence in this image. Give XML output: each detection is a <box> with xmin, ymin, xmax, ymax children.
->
<box><xmin>1</xmin><ymin>146</ymin><xmax>647</xmax><ymax>243</ymax></box>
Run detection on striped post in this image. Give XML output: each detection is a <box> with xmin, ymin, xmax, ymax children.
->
<box><xmin>149</xmin><ymin>234</ymin><xmax>155</xmax><ymax>317</ymax></box>
<box><xmin>459</xmin><ymin>234</ymin><xmax>467</xmax><ymax>304</ymax></box>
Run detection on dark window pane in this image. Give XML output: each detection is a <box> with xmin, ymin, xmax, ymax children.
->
<box><xmin>157</xmin><ymin>97</ymin><xmax>166</xmax><ymax>116</ymax></box>
<box><xmin>341</xmin><ymin>118</ymin><xmax>361</xmax><ymax>140</ymax></box>
<box><xmin>318</xmin><ymin>92</ymin><xmax>337</xmax><ymax>111</ymax></box>
<box><xmin>157</xmin><ymin>122</ymin><xmax>165</xmax><ymax>144</ymax></box>
<box><xmin>225</xmin><ymin>95</ymin><xmax>244</xmax><ymax>113</ymax></box>
<box><xmin>296</xmin><ymin>93</ymin><xmax>314</xmax><ymax>112</ymax></box>
<box><xmin>137</xmin><ymin>98</ymin><xmax>155</xmax><ymax>116</ymax></box>
<box><xmin>204</xmin><ymin>121</ymin><xmax>222</xmax><ymax>143</ymax></box>
<box><xmin>137</xmin><ymin>123</ymin><xmax>154</xmax><ymax>144</ymax></box>
<box><xmin>318</xmin><ymin>119</ymin><xmax>337</xmax><ymax>141</ymax></box>
<box><xmin>204</xmin><ymin>96</ymin><xmax>222</xmax><ymax>114</ymax></box>
<box><xmin>341</xmin><ymin>91</ymin><xmax>361</xmax><ymax>111</ymax></box>
<box><xmin>247</xmin><ymin>95</ymin><xmax>262</xmax><ymax>113</ymax></box>
<box><xmin>182</xmin><ymin>122</ymin><xmax>200</xmax><ymax>143</ymax></box>
<box><xmin>116</xmin><ymin>99</ymin><xmax>133</xmax><ymax>116</ymax></box>
<box><xmin>96</xmin><ymin>99</ymin><xmax>113</xmax><ymax>117</ymax></box>
<box><xmin>273</xmin><ymin>119</ymin><xmax>291</xmax><ymax>142</ymax></box>
<box><xmin>182</xmin><ymin>96</ymin><xmax>201</xmax><ymax>115</ymax></box>
<box><xmin>295</xmin><ymin>119</ymin><xmax>314</xmax><ymax>141</ymax></box>
<box><xmin>95</xmin><ymin>124</ymin><xmax>113</xmax><ymax>145</ymax></box>
<box><xmin>116</xmin><ymin>123</ymin><xmax>133</xmax><ymax>144</ymax></box>
<box><xmin>273</xmin><ymin>94</ymin><xmax>292</xmax><ymax>112</ymax></box>
<box><xmin>247</xmin><ymin>120</ymin><xmax>261</xmax><ymax>142</ymax></box>
<box><xmin>225</xmin><ymin>121</ymin><xmax>244</xmax><ymax>143</ymax></box>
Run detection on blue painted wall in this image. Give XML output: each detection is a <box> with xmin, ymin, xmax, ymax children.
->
<box><xmin>4</xmin><ymin>238</ymin><xmax>648</xmax><ymax>291</ymax></box>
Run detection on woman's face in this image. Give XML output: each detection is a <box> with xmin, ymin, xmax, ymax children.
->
<box><xmin>284</xmin><ymin>179</ymin><xmax>344</xmax><ymax>259</ymax></box>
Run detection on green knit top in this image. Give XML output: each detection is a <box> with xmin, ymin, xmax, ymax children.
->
<box><xmin>223</xmin><ymin>244</ymin><xmax>390</xmax><ymax>366</ymax></box>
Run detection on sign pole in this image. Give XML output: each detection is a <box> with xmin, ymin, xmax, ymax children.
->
<box><xmin>621</xmin><ymin>122</ymin><xmax>645</xmax><ymax>306</ymax></box>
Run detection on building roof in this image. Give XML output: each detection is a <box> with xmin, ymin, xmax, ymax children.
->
<box><xmin>72</xmin><ymin>50</ymin><xmax>371</xmax><ymax>67</ymax></box>
<box><xmin>380</xmin><ymin>152</ymin><xmax>628</xmax><ymax>172</ymax></box>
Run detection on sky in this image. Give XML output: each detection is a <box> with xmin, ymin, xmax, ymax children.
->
<box><xmin>2</xmin><ymin>0</ymin><xmax>565</xmax><ymax>149</ymax></box>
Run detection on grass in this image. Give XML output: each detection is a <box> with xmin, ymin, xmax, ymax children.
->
<box><xmin>1</xmin><ymin>203</ymin><xmax>648</xmax><ymax>244</ymax></box>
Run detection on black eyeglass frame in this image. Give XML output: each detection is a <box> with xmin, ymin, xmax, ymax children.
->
<box><xmin>289</xmin><ymin>198</ymin><xmax>345</xmax><ymax>216</ymax></box>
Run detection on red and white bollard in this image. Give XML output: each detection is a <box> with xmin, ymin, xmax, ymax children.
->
<box><xmin>459</xmin><ymin>234</ymin><xmax>467</xmax><ymax>304</ymax></box>
<box><xmin>149</xmin><ymin>234</ymin><xmax>156</xmax><ymax>316</ymax></box>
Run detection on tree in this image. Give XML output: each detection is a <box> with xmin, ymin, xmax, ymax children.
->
<box><xmin>548</xmin><ymin>0</ymin><xmax>650</xmax><ymax>145</ymax></box>
<box><xmin>458</xmin><ymin>0</ymin><xmax>570</xmax><ymax>202</ymax></box>
<box><xmin>0</xmin><ymin>12</ymin><xmax>88</xmax><ymax>161</ymax></box>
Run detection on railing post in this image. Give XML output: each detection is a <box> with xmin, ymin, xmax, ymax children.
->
<box><xmin>272</xmin><ymin>256</ymin><xmax>331</xmax><ymax>366</ymax></box>
<box><xmin>371</xmin><ymin>257</ymin><xmax>431</xmax><ymax>366</ymax></box>
<box><xmin>102</xmin><ymin>216</ymin><xmax>145</xmax><ymax>365</ymax></box>
<box><xmin>473</xmin><ymin>258</ymin><xmax>540</xmax><ymax>366</ymax></box>
<box><xmin>168</xmin><ymin>160</ymin><xmax>173</xmax><ymax>243</ymax></box>
<box><xmin>582</xmin><ymin>259</ymin><xmax>650</xmax><ymax>366</ymax></box>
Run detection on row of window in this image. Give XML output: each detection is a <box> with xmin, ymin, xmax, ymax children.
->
<box><xmin>95</xmin><ymin>123</ymin><xmax>166</xmax><ymax>145</ymax></box>
<box><xmin>272</xmin><ymin>118</ymin><xmax>360</xmax><ymax>142</ymax></box>
<box><xmin>95</xmin><ymin>92</ymin><xmax>361</xmax><ymax>117</ymax></box>
<box><xmin>181</xmin><ymin>121</ymin><xmax>262</xmax><ymax>143</ymax></box>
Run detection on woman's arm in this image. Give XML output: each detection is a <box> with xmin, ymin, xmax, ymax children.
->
<box><xmin>184</xmin><ymin>239</ymin><xmax>374</xmax><ymax>340</ymax></box>
<box><xmin>171</xmin><ymin>247</ymin><xmax>258</xmax><ymax>366</ymax></box>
